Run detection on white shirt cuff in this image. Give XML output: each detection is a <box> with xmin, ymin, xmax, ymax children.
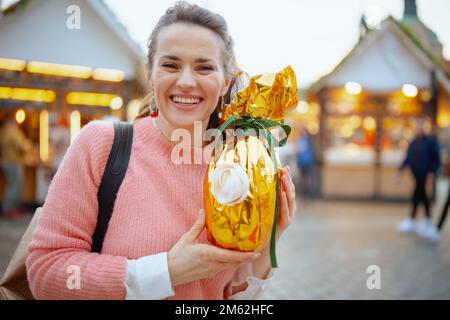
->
<box><xmin>227</xmin><ymin>262</ymin><xmax>274</xmax><ymax>300</ymax></box>
<box><xmin>124</xmin><ymin>252</ymin><xmax>175</xmax><ymax>300</ymax></box>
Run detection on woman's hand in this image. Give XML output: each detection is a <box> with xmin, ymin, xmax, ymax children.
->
<box><xmin>273</xmin><ymin>166</ymin><xmax>297</xmax><ymax>244</ymax></box>
<box><xmin>167</xmin><ymin>209</ymin><xmax>261</xmax><ymax>287</ymax></box>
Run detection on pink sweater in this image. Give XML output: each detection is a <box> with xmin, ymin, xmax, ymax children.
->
<box><xmin>26</xmin><ymin>117</ymin><xmax>237</xmax><ymax>300</ymax></box>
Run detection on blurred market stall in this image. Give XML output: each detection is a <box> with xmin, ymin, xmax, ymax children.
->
<box><xmin>0</xmin><ymin>0</ymin><xmax>146</xmax><ymax>208</ymax></box>
<box><xmin>291</xmin><ymin>0</ymin><xmax>450</xmax><ymax>200</ymax></box>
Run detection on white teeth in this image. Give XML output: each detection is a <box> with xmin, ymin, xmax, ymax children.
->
<box><xmin>172</xmin><ymin>96</ymin><xmax>201</xmax><ymax>104</ymax></box>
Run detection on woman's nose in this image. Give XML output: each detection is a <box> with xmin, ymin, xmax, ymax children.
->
<box><xmin>176</xmin><ymin>68</ymin><xmax>196</xmax><ymax>90</ymax></box>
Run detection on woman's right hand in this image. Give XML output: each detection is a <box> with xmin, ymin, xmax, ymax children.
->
<box><xmin>167</xmin><ymin>209</ymin><xmax>261</xmax><ymax>287</ymax></box>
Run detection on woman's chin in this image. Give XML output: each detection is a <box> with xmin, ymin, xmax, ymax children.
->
<box><xmin>168</xmin><ymin>115</ymin><xmax>206</xmax><ymax>129</ymax></box>
<box><xmin>161</xmin><ymin>103</ymin><xmax>210</xmax><ymax>129</ymax></box>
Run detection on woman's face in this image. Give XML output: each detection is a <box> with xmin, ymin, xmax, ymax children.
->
<box><xmin>150</xmin><ymin>23</ymin><xmax>231</xmax><ymax>130</ymax></box>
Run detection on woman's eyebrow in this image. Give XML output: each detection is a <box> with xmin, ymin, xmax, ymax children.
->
<box><xmin>195</xmin><ymin>58</ymin><xmax>214</xmax><ymax>63</ymax></box>
<box><xmin>160</xmin><ymin>55</ymin><xmax>214</xmax><ymax>64</ymax></box>
<box><xmin>160</xmin><ymin>55</ymin><xmax>181</xmax><ymax>61</ymax></box>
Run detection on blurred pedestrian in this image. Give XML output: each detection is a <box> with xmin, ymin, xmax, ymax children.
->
<box><xmin>0</xmin><ymin>116</ymin><xmax>30</xmax><ymax>219</ymax></box>
<box><xmin>278</xmin><ymin>120</ymin><xmax>300</xmax><ymax>191</ymax></box>
<box><xmin>430</xmin><ymin>156</ymin><xmax>450</xmax><ymax>242</ymax></box>
<box><xmin>433</xmin><ymin>184</ymin><xmax>450</xmax><ymax>241</ymax></box>
<box><xmin>397</xmin><ymin>119</ymin><xmax>441</xmax><ymax>240</ymax></box>
<box><xmin>295</xmin><ymin>125</ymin><xmax>315</xmax><ymax>199</ymax></box>
<box><xmin>49</xmin><ymin>114</ymin><xmax>71</xmax><ymax>176</ymax></box>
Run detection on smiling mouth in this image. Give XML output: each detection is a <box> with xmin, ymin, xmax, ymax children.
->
<box><xmin>170</xmin><ymin>95</ymin><xmax>203</xmax><ymax>105</ymax></box>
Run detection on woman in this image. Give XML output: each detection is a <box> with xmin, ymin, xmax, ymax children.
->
<box><xmin>26</xmin><ymin>2</ymin><xmax>296</xmax><ymax>300</ymax></box>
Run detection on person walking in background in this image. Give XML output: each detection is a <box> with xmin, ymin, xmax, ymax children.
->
<box><xmin>278</xmin><ymin>120</ymin><xmax>300</xmax><ymax>192</ymax></box>
<box><xmin>431</xmin><ymin>155</ymin><xmax>450</xmax><ymax>243</ymax></box>
<box><xmin>433</xmin><ymin>184</ymin><xmax>450</xmax><ymax>242</ymax></box>
<box><xmin>0</xmin><ymin>116</ymin><xmax>30</xmax><ymax>219</ymax></box>
<box><xmin>49</xmin><ymin>113</ymin><xmax>71</xmax><ymax>176</ymax></box>
<box><xmin>397</xmin><ymin>119</ymin><xmax>441</xmax><ymax>241</ymax></box>
<box><xmin>295</xmin><ymin>124</ymin><xmax>315</xmax><ymax>200</ymax></box>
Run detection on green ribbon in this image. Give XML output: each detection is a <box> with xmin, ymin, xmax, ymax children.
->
<box><xmin>212</xmin><ymin>115</ymin><xmax>291</xmax><ymax>268</ymax></box>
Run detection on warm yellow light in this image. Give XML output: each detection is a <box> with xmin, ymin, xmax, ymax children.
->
<box><xmin>402</xmin><ymin>84</ymin><xmax>418</xmax><ymax>98</ymax></box>
<box><xmin>15</xmin><ymin>109</ymin><xmax>26</xmax><ymax>124</ymax></box>
<box><xmin>66</xmin><ymin>92</ymin><xmax>121</xmax><ymax>107</ymax></box>
<box><xmin>296</xmin><ymin>101</ymin><xmax>309</xmax><ymax>113</ymax></box>
<box><xmin>437</xmin><ymin>113</ymin><xmax>450</xmax><ymax>128</ymax></box>
<box><xmin>110</xmin><ymin>97</ymin><xmax>123</xmax><ymax>110</ymax></box>
<box><xmin>13</xmin><ymin>88</ymin><xmax>55</xmax><ymax>102</ymax></box>
<box><xmin>0</xmin><ymin>87</ymin><xmax>12</xmax><ymax>99</ymax></box>
<box><xmin>349</xmin><ymin>115</ymin><xmax>362</xmax><ymax>128</ymax></box>
<box><xmin>307</xmin><ymin>121</ymin><xmax>320</xmax><ymax>135</ymax></box>
<box><xmin>0</xmin><ymin>87</ymin><xmax>55</xmax><ymax>103</ymax></box>
<box><xmin>27</xmin><ymin>61</ymin><xmax>92</xmax><ymax>79</ymax></box>
<box><xmin>339</xmin><ymin>124</ymin><xmax>354</xmax><ymax>138</ymax></box>
<box><xmin>70</xmin><ymin>111</ymin><xmax>81</xmax><ymax>143</ymax></box>
<box><xmin>39</xmin><ymin>110</ymin><xmax>49</xmax><ymax>162</ymax></box>
<box><xmin>399</xmin><ymin>138</ymin><xmax>409</xmax><ymax>151</ymax></box>
<box><xmin>345</xmin><ymin>82</ymin><xmax>362</xmax><ymax>95</ymax></box>
<box><xmin>0</xmin><ymin>58</ymin><xmax>26</xmax><ymax>71</ymax></box>
<box><xmin>93</xmin><ymin>68</ymin><xmax>125</xmax><ymax>82</ymax></box>
<box><xmin>363</xmin><ymin>116</ymin><xmax>377</xmax><ymax>131</ymax></box>
<box><xmin>309</xmin><ymin>102</ymin><xmax>320</xmax><ymax>115</ymax></box>
<box><xmin>420</xmin><ymin>90</ymin><xmax>432</xmax><ymax>102</ymax></box>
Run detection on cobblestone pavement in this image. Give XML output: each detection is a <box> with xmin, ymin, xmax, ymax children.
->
<box><xmin>1</xmin><ymin>182</ymin><xmax>449</xmax><ymax>299</ymax></box>
<box><xmin>260</xmin><ymin>184</ymin><xmax>450</xmax><ymax>299</ymax></box>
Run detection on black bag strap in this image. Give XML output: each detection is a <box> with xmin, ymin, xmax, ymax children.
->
<box><xmin>92</xmin><ymin>121</ymin><xmax>133</xmax><ymax>253</ymax></box>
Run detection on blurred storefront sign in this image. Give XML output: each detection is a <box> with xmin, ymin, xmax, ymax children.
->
<box><xmin>0</xmin><ymin>0</ymin><xmax>146</xmax><ymax>207</ymax></box>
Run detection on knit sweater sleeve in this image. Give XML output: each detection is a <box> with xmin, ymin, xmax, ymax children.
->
<box><xmin>26</xmin><ymin>121</ymin><xmax>128</xmax><ymax>300</ymax></box>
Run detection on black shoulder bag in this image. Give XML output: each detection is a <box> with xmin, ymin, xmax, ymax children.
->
<box><xmin>92</xmin><ymin>121</ymin><xmax>133</xmax><ymax>253</ymax></box>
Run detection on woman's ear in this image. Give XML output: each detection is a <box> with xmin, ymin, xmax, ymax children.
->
<box><xmin>149</xmin><ymin>77</ymin><xmax>154</xmax><ymax>91</ymax></box>
<box><xmin>220</xmin><ymin>76</ymin><xmax>232</xmax><ymax>97</ymax></box>
<box><xmin>145</xmin><ymin>66</ymin><xmax>154</xmax><ymax>91</ymax></box>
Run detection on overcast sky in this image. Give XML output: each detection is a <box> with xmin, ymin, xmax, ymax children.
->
<box><xmin>103</xmin><ymin>0</ymin><xmax>450</xmax><ymax>87</ymax></box>
<box><xmin>3</xmin><ymin>0</ymin><xmax>450</xmax><ymax>87</ymax></box>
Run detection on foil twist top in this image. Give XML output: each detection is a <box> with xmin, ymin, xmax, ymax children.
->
<box><xmin>222</xmin><ymin>66</ymin><xmax>298</xmax><ymax>123</ymax></box>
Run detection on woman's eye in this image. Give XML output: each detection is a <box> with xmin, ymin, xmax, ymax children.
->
<box><xmin>162</xmin><ymin>63</ymin><xmax>178</xmax><ymax>69</ymax></box>
<box><xmin>198</xmin><ymin>65</ymin><xmax>215</xmax><ymax>72</ymax></box>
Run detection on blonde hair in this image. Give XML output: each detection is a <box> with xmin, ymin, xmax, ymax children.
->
<box><xmin>135</xmin><ymin>1</ymin><xmax>239</xmax><ymax>128</ymax></box>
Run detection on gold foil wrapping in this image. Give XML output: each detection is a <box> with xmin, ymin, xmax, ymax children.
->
<box><xmin>221</xmin><ymin>65</ymin><xmax>298</xmax><ymax>123</ymax></box>
<box><xmin>204</xmin><ymin>66</ymin><xmax>298</xmax><ymax>252</ymax></box>
<box><xmin>204</xmin><ymin>135</ymin><xmax>281</xmax><ymax>251</ymax></box>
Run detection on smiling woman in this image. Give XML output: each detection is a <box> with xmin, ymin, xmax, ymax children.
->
<box><xmin>25</xmin><ymin>1</ymin><xmax>298</xmax><ymax>301</ymax></box>
<box><xmin>136</xmin><ymin>3</ymin><xmax>237</xmax><ymax>139</ymax></box>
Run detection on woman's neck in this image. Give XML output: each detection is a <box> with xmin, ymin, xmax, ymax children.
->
<box><xmin>154</xmin><ymin>116</ymin><xmax>209</xmax><ymax>149</ymax></box>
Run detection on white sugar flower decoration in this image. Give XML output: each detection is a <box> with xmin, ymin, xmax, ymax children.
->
<box><xmin>211</xmin><ymin>163</ymin><xmax>250</xmax><ymax>206</ymax></box>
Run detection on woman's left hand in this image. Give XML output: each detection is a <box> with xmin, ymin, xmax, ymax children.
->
<box><xmin>276</xmin><ymin>166</ymin><xmax>296</xmax><ymax>242</ymax></box>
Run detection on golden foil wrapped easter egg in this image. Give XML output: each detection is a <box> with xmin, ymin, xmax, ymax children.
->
<box><xmin>204</xmin><ymin>135</ymin><xmax>281</xmax><ymax>252</ymax></box>
<box><xmin>204</xmin><ymin>66</ymin><xmax>297</xmax><ymax>262</ymax></box>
